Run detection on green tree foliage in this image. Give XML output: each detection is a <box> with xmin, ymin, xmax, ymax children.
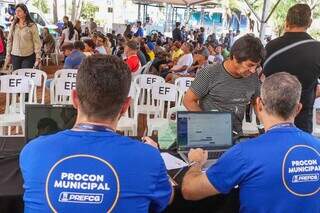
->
<box><xmin>31</xmin><ymin>0</ymin><xmax>49</xmax><ymax>14</ymax></box>
<box><xmin>80</xmin><ymin>1</ymin><xmax>99</xmax><ymax>20</ymax></box>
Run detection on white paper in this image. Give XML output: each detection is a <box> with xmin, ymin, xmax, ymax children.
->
<box><xmin>161</xmin><ymin>152</ymin><xmax>188</xmax><ymax>170</ymax></box>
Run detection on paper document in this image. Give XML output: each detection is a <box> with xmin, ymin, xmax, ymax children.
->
<box><xmin>161</xmin><ymin>152</ymin><xmax>188</xmax><ymax>170</ymax></box>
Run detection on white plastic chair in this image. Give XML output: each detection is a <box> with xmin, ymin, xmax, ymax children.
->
<box><xmin>242</xmin><ymin>110</ymin><xmax>259</xmax><ymax>135</ymax></box>
<box><xmin>50</xmin><ymin>69</ymin><xmax>77</xmax><ymax>104</ymax></box>
<box><xmin>117</xmin><ymin>83</ymin><xmax>141</xmax><ymax>136</ymax></box>
<box><xmin>0</xmin><ymin>75</ymin><xmax>34</xmax><ymax>135</ymax></box>
<box><xmin>54</xmin><ymin>69</ymin><xmax>78</xmax><ymax>79</ymax></box>
<box><xmin>147</xmin><ymin>83</ymin><xmax>178</xmax><ymax>135</ymax></box>
<box><xmin>175</xmin><ymin>77</ymin><xmax>194</xmax><ymax>106</ymax></box>
<box><xmin>12</xmin><ymin>68</ymin><xmax>47</xmax><ymax>104</ymax></box>
<box><xmin>134</xmin><ymin>74</ymin><xmax>165</xmax><ymax>118</ymax></box>
<box><xmin>139</xmin><ymin>60</ymin><xmax>153</xmax><ymax>74</ymax></box>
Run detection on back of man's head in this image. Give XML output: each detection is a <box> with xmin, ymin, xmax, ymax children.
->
<box><xmin>261</xmin><ymin>72</ymin><xmax>302</xmax><ymax>120</ymax></box>
<box><xmin>230</xmin><ymin>34</ymin><xmax>265</xmax><ymax>63</ymax></box>
<box><xmin>126</xmin><ymin>40</ymin><xmax>139</xmax><ymax>51</ymax></box>
<box><xmin>286</xmin><ymin>4</ymin><xmax>311</xmax><ymax>28</ymax></box>
<box><xmin>74</xmin><ymin>41</ymin><xmax>85</xmax><ymax>51</ymax></box>
<box><xmin>61</xmin><ymin>42</ymin><xmax>74</xmax><ymax>52</ymax></box>
<box><xmin>76</xmin><ymin>55</ymin><xmax>131</xmax><ymax>120</ymax></box>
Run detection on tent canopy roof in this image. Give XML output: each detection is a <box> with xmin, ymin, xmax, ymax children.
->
<box><xmin>134</xmin><ymin>0</ymin><xmax>214</xmax><ymax>6</ymax></box>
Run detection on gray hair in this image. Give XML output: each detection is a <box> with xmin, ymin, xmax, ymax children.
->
<box><xmin>261</xmin><ymin>72</ymin><xmax>301</xmax><ymax>119</ymax></box>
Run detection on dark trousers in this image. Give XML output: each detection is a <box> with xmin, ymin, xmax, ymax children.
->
<box><xmin>295</xmin><ymin>108</ymin><xmax>313</xmax><ymax>133</ymax></box>
<box><xmin>12</xmin><ymin>53</ymin><xmax>35</xmax><ymax>71</ymax></box>
<box><xmin>0</xmin><ymin>195</ymin><xmax>24</xmax><ymax>213</ymax></box>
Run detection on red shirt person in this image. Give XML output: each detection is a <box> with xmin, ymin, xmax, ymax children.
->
<box><xmin>124</xmin><ymin>40</ymin><xmax>141</xmax><ymax>73</ymax></box>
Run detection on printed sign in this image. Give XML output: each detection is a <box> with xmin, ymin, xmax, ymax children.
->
<box><xmin>282</xmin><ymin>145</ymin><xmax>320</xmax><ymax>196</ymax></box>
<box><xmin>46</xmin><ymin>154</ymin><xmax>120</xmax><ymax>212</ymax></box>
<box><xmin>0</xmin><ymin>75</ymin><xmax>29</xmax><ymax>93</ymax></box>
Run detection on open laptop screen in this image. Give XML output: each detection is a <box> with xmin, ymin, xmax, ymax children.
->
<box><xmin>177</xmin><ymin>112</ymin><xmax>232</xmax><ymax>150</ymax></box>
<box><xmin>25</xmin><ymin>105</ymin><xmax>77</xmax><ymax>142</ymax></box>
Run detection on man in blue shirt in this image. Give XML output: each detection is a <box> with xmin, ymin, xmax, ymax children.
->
<box><xmin>63</xmin><ymin>41</ymin><xmax>86</xmax><ymax>69</ymax></box>
<box><xmin>20</xmin><ymin>55</ymin><xmax>173</xmax><ymax>212</ymax></box>
<box><xmin>181</xmin><ymin>72</ymin><xmax>320</xmax><ymax>212</ymax></box>
<box><xmin>134</xmin><ymin>21</ymin><xmax>144</xmax><ymax>37</ymax></box>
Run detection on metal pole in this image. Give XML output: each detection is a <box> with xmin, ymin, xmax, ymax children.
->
<box><xmin>138</xmin><ymin>4</ymin><xmax>141</xmax><ymax>21</ymax></box>
<box><xmin>64</xmin><ymin>0</ymin><xmax>67</xmax><ymax>17</ymax></box>
<box><xmin>259</xmin><ymin>0</ymin><xmax>271</xmax><ymax>40</ymax></box>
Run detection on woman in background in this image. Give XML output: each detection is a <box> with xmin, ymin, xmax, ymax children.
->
<box><xmin>5</xmin><ymin>3</ymin><xmax>41</xmax><ymax>70</ymax></box>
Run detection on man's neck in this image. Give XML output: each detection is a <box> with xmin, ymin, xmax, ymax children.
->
<box><xmin>223</xmin><ymin>59</ymin><xmax>241</xmax><ymax>78</ymax></box>
<box><xmin>263</xmin><ymin>115</ymin><xmax>295</xmax><ymax>132</ymax></box>
<box><xmin>285</xmin><ymin>27</ymin><xmax>307</xmax><ymax>33</ymax></box>
<box><xmin>74</xmin><ymin>117</ymin><xmax>117</xmax><ymax>132</ymax></box>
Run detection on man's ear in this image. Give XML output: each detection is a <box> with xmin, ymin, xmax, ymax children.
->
<box><xmin>71</xmin><ymin>89</ymin><xmax>79</xmax><ymax>110</ymax></box>
<box><xmin>307</xmin><ymin>19</ymin><xmax>312</xmax><ymax>28</ymax></box>
<box><xmin>254</xmin><ymin>97</ymin><xmax>264</xmax><ymax>119</ymax></box>
<box><xmin>295</xmin><ymin>103</ymin><xmax>303</xmax><ymax>117</ymax></box>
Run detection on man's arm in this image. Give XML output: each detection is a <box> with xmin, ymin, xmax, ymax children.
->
<box><xmin>182</xmin><ymin>149</ymin><xmax>219</xmax><ymax>200</ymax></box>
<box><xmin>171</xmin><ymin>65</ymin><xmax>188</xmax><ymax>73</ymax></box>
<box><xmin>183</xmin><ymin>89</ymin><xmax>202</xmax><ymax>111</ymax></box>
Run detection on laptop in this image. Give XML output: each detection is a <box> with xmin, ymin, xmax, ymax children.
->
<box><xmin>177</xmin><ymin>111</ymin><xmax>233</xmax><ymax>168</ymax></box>
<box><xmin>25</xmin><ymin>104</ymin><xmax>77</xmax><ymax>143</ymax></box>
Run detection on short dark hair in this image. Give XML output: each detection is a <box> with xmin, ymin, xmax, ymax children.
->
<box><xmin>137</xmin><ymin>21</ymin><xmax>142</xmax><ymax>25</ymax></box>
<box><xmin>286</xmin><ymin>4</ymin><xmax>311</xmax><ymax>28</ymax></box>
<box><xmin>230</xmin><ymin>34</ymin><xmax>265</xmax><ymax>63</ymax></box>
<box><xmin>183</xmin><ymin>42</ymin><xmax>194</xmax><ymax>52</ymax></box>
<box><xmin>74</xmin><ymin>41</ymin><xmax>85</xmax><ymax>51</ymax></box>
<box><xmin>76</xmin><ymin>55</ymin><xmax>131</xmax><ymax>120</ymax></box>
<box><xmin>176</xmin><ymin>22</ymin><xmax>181</xmax><ymax>28</ymax></box>
<box><xmin>61</xmin><ymin>42</ymin><xmax>74</xmax><ymax>51</ymax></box>
<box><xmin>83</xmin><ymin>39</ymin><xmax>96</xmax><ymax>49</ymax></box>
<box><xmin>126</xmin><ymin>40</ymin><xmax>139</xmax><ymax>50</ymax></box>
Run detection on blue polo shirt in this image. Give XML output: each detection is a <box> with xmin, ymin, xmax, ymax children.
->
<box><xmin>206</xmin><ymin>126</ymin><xmax>320</xmax><ymax>213</ymax></box>
<box><xmin>20</xmin><ymin>130</ymin><xmax>172</xmax><ymax>213</ymax></box>
<box><xmin>63</xmin><ymin>50</ymin><xmax>86</xmax><ymax>69</ymax></box>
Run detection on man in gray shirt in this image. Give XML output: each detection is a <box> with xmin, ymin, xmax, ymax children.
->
<box><xmin>183</xmin><ymin>35</ymin><xmax>266</xmax><ymax>134</ymax></box>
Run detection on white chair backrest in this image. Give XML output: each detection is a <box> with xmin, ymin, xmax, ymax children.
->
<box><xmin>0</xmin><ymin>75</ymin><xmax>34</xmax><ymax>114</ymax></box>
<box><xmin>12</xmin><ymin>68</ymin><xmax>47</xmax><ymax>104</ymax></box>
<box><xmin>175</xmin><ymin>77</ymin><xmax>194</xmax><ymax>106</ymax></box>
<box><xmin>50</xmin><ymin>75</ymin><xmax>76</xmax><ymax>105</ymax></box>
<box><xmin>175</xmin><ymin>77</ymin><xmax>194</xmax><ymax>92</ymax></box>
<box><xmin>140</xmin><ymin>61</ymin><xmax>153</xmax><ymax>74</ymax></box>
<box><xmin>134</xmin><ymin>74</ymin><xmax>165</xmax><ymax>89</ymax></box>
<box><xmin>134</xmin><ymin>74</ymin><xmax>165</xmax><ymax>111</ymax></box>
<box><xmin>126</xmin><ymin>82</ymin><xmax>140</xmax><ymax>120</ymax></box>
<box><xmin>54</xmin><ymin>69</ymin><xmax>78</xmax><ymax>79</ymax></box>
<box><xmin>152</xmin><ymin>83</ymin><xmax>177</xmax><ymax>118</ymax></box>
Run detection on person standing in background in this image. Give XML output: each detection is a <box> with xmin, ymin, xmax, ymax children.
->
<box><xmin>89</xmin><ymin>18</ymin><xmax>97</xmax><ymax>33</ymax></box>
<box><xmin>4</xmin><ymin>3</ymin><xmax>41</xmax><ymax>70</ymax></box>
<box><xmin>60</xmin><ymin>21</ymin><xmax>78</xmax><ymax>48</ymax></box>
<box><xmin>134</xmin><ymin>21</ymin><xmax>144</xmax><ymax>37</ymax></box>
<box><xmin>172</xmin><ymin>22</ymin><xmax>182</xmax><ymax>42</ymax></box>
<box><xmin>263</xmin><ymin>4</ymin><xmax>320</xmax><ymax>133</ymax></box>
<box><xmin>74</xmin><ymin>20</ymin><xmax>82</xmax><ymax>40</ymax></box>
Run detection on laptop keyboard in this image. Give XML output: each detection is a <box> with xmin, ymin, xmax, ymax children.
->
<box><xmin>208</xmin><ymin>151</ymin><xmax>225</xmax><ymax>160</ymax></box>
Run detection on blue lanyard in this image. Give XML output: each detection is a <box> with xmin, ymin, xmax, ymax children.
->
<box><xmin>268</xmin><ymin>123</ymin><xmax>295</xmax><ymax>132</ymax></box>
<box><xmin>74</xmin><ymin>123</ymin><xmax>115</xmax><ymax>133</ymax></box>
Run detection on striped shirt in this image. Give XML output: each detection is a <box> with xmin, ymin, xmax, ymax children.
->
<box><xmin>190</xmin><ymin>63</ymin><xmax>260</xmax><ymax>134</ymax></box>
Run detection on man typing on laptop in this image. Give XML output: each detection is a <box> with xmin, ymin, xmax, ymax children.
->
<box><xmin>181</xmin><ymin>73</ymin><xmax>320</xmax><ymax>213</ymax></box>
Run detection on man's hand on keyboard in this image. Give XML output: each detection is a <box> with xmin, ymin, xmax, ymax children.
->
<box><xmin>188</xmin><ymin>148</ymin><xmax>208</xmax><ymax>167</ymax></box>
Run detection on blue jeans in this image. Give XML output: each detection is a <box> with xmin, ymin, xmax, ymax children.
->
<box><xmin>12</xmin><ymin>53</ymin><xmax>35</xmax><ymax>71</ymax></box>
